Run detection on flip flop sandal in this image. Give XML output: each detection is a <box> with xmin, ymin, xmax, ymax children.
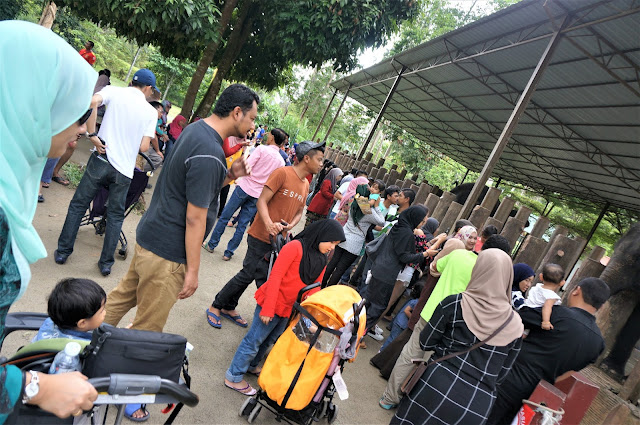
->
<box><xmin>124</xmin><ymin>403</ymin><xmax>150</xmax><ymax>422</ymax></box>
<box><xmin>225</xmin><ymin>382</ymin><xmax>257</xmax><ymax>396</ymax></box>
<box><xmin>220</xmin><ymin>312</ymin><xmax>248</xmax><ymax>328</ymax></box>
<box><xmin>41</xmin><ymin>182</ymin><xmax>50</xmax><ymax>188</ymax></box>
<box><xmin>206</xmin><ymin>309</ymin><xmax>222</xmax><ymax>329</ymax></box>
<box><xmin>51</xmin><ymin>176</ymin><xmax>70</xmax><ymax>186</ymax></box>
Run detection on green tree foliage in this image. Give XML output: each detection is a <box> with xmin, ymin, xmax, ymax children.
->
<box><xmin>55</xmin><ymin>0</ymin><xmax>221</xmax><ymax>60</ymax></box>
<box><xmin>0</xmin><ymin>0</ymin><xmax>24</xmax><ymax>20</ymax></box>
<box><xmin>192</xmin><ymin>0</ymin><xmax>417</xmax><ymax>117</ymax></box>
<box><xmin>148</xmin><ymin>50</ymin><xmax>194</xmax><ymax>101</ymax></box>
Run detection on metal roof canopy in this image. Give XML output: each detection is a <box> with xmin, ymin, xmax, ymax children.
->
<box><xmin>330</xmin><ymin>0</ymin><xmax>640</xmax><ymax>215</ymax></box>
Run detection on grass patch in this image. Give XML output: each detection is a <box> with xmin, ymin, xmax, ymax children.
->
<box><xmin>61</xmin><ymin>162</ymin><xmax>85</xmax><ymax>188</ymax></box>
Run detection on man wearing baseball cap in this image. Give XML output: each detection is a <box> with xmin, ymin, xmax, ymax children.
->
<box><xmin>55</xmin><ymin>68</ymin><xmax>158</xmax><ymax>277</ymax></box>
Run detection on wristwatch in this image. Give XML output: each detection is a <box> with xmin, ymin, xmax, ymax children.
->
<box><xmin>86</xmin><ymin>132</ymin><xmax>98</xmax><ymax>138</ymax></box>
<box><xmin>22</xmin><ymin>370</ymin><xmax>40</xmax><ymax>404</ymax></box>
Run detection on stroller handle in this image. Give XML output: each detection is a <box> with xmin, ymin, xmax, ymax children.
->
<box><xmin>138</xmin><ymin>152</ymin><xmax>156</xmax><ymax>176</ymax></box>
<box><xmin>296</xmin><ymin>282</ymin><xmax>322</xmax><ymax>304</ymax></box>
<box><xmin>88</xmin><ymin>374</ymin><xmax>199</xmax><ymax>407</ymax></box>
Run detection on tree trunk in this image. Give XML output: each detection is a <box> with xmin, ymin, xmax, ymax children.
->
<box><xmin>38</xmin><ymin>1</ymin><xmax>57</xmax><ymax>28</ymax></box>
<box><xmin>162</xmin><ymin>74</ymin><xmax>175</xmax><ymax>102</ymax></box>
<box><xmin>181</xmin><ymin>0</ymin><xmax>239</xmax><ymax>120</ymax></box>
<box><xmin>194</xmin><ymin>0</ymin><xmax>255</xmax><ymax>118</ymax></box>
<box><xmin>125</xmin><ymin>46</ymin><xmax>143</xmax><ymax>82</ymax></box>
<box><xmin>298</xmin><ymin>66</ymin><xmax>319</xmax><ymax>121</ymax></box>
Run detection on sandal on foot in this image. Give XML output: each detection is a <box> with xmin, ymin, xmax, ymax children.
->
<box><xmin>51</xmin><ymin>176</ymin><xmax>70</xmax><ymax>186</ymax></box>
<box><xmin>379</xmin><ymin>399</ymin><xmax>397</xmax><ymax>410</ymax></box>
<box><xmin>225</xmin><ymin>382</ymin><xmax>257</xmax><ymax>396</ymax></box>
<box><xmin>221</xmin><ymin>312</ymin><xmax>248</xmax><ymax>328</ymax></box>
<box><xmin>222</xmin><ymin>255</ymin><xmax>231</xmax><ymax>261</ymax></box>
<box><xmin>41</xmin><ymin>182</ymin><xmax>50</xmax><ymax>188</ymax></box>
<box><xmin>202</xmin><ymin>243</ymin><xmax>214</xmax><ymax>253</ymax></box>
<box><xmin>124</xmin><ymin>404</ymin><xmax>150</xmax><ymax>422</ymax></box>
<box><xmin>206</xmin><ymin>309</ymin><xmax>222</xmax><ymax>329</ymax></box>
<box><xmin>38</xmin><ymin>195</ymin><xmax>45</xmax><ymax>203</ymax></box>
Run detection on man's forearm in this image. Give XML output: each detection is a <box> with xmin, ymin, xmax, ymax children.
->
<box><xmin>184</xmin><ymin>214</ymin><xmax>206</xmax><ymax>276</ymax></box>
<box><xmin>288</xmin><ymin>207</ymin><xmax>304</xmax><ymax>228</ymax></box>
<box><xmin>150</xmin><ymin>137</ymin><xmax>160</xmax><ymax>153</ymax></box>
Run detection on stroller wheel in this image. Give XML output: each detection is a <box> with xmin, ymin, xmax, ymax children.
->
<box><xmin>118</xmin><ymin>247</ymin><xmax>128</xmax><ymax>260</ymax></box>
<box><xmin>239</xmin><ymin>397</ymin><xmax>256</xmax><ymax>417</ymax></box>
<box><xmin>247</xmin><ymin>404</ymin><xmax>261</xmax><ymax>424</ymax></box>
<box><xmin>327</xmin><ymin>403</ymin><xmax>338</xmax><ymax>424</ymax></box>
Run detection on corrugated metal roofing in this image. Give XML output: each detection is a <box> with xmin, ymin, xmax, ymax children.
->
<box><xmin>330</xmin><ymin>0</ymin><xmax>640</xmax><ymax>211</ymax></box>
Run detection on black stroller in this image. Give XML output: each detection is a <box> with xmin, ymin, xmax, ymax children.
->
<box><xmin>79</xmin><ymin>150</ymin><xmax>155</xmax><ymax>260</ymax></box>
<box><xmin>1</xmin><ymin>313</ymin><xmax>198</xmax><ymax>425</ymax></box>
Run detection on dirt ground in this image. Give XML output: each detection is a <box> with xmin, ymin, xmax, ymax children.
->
<box><xmin>1</xmin><ymin>138</ymin><xmax>395</xmax><ymax>425</ymax></box>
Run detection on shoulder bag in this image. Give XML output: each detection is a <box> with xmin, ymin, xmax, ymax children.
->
<box><xmin>400</xmin><ymin>311</ymin><xmax>515</xmax><ymax>395</ymax></box>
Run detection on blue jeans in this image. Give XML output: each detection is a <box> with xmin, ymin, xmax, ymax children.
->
<box><xmin>206</xmin><ymin>186</ymin><xmax>257</xmax><ymax>258</ymax></box>
<box><xmin>380</xmin><ymin>321</ymin><xmax>405</xmax><ymax>351</ymax></box>
<box><xmin>226</xmin><ymin>305</ymin><xmax>288</xmax><ymax>383</ymax></box>
<box><xmin>57</xmin><ymin>154</ymin><xmax>131</xmax><ymax>268</ymax></box>
<box><xmin>328</xmin><ymin>211</ymin><xmax>337</xmax><ymax>220</ymax></box>
<box><xmin>41</xmin><ymin>157</ymin><xmax>60</xmax><ymax>183</ymax></box>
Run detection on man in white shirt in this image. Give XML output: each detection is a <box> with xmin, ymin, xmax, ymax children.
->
<box><xmin>55</xmin><ymin>69</ymin><xmax>158</xmax><ymax>276</ymax></box>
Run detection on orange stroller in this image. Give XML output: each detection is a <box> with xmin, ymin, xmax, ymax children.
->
<box><xmin>238</xmin><ymin>284</ymin><xmax>366</xmax><ymax>424</ymax></box>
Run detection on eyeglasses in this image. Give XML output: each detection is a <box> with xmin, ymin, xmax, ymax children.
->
<box><xmin>78</xmin><ymin>109</ymin><xmax>92</xmax><ymax>126</ymax></box>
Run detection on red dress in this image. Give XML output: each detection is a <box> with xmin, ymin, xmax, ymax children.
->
<box><xmin>307</xmin><ymin>179</ymin><xmax>334</xmax><ymax>216</ymax></box>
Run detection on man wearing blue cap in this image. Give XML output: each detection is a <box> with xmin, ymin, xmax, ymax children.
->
<box><xmin>55</xmin><ymin>68</ymin><xmax>159</xmax><ymax>277</ymax></box>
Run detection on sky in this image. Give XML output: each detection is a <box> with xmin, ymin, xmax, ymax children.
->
<box><xmin>357</xmin><ymin>0</ymin><xmax>494</xmax><ymax>69</ymax></box>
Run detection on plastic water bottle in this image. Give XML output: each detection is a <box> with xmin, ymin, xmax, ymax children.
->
<box><xmin>49</xmin><ymin>341</ymin><xmax>82</xmax><ymax>374</ymax></box>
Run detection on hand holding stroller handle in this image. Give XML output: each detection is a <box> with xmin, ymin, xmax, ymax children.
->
<box><xmin>88</xmin><ymin>375</ymin><xmax>199</xmax><ymax>407</ymax></box>
<box><xmin>296</xmin><ymin>282</ymin><xmax>322</xmax><ymax>304</ymax></box>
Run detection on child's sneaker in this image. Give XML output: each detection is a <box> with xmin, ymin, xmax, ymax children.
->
<box><xmin>374</xmin><ymin>325</ymin><xmax>384</xmax><ymax>335</ymax></box>
<box><xmin>367</xmin><ymin>330</ymin><xmax>384</xmax><ymax>341</ymax></box>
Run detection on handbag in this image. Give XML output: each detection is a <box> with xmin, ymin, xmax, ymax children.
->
<box><xmin>82</xmin><ymin>324</ymin><xmax>188</xmax><ymax>383</ymax></box>
<box><xmin>400</xmin><ymin>311</ymin><xmax>515</xmax><ymax>395</ymax></box>
<box><xmin>365</xmin><ymin>232</ymin><xmax>387</xmax><ymax>259</ymax></box>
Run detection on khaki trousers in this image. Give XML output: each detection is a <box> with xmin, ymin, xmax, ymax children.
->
<box><xmin>104</xmin><ymin>244</ymin><xmax>185</xmax><ymax>332</ymax></box>
<box><xmin>381</xmin><ymin>317</ymin><xmax>433</xmax><ymax>405</ymax></box>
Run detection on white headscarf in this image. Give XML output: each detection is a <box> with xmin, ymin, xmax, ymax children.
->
<box><xmin>0</xmin><ymin>21</ymin><xmax>96</xmax><ymax>279</ymax></box>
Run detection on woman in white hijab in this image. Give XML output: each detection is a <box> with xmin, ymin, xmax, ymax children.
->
<box><xmin>0</xmin><ymin>21</ymin><xmax>98</xmax><ymax>421</ymax></box>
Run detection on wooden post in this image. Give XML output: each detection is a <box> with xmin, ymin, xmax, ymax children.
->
<box><xmin>493</xmin><ymin>197</ymin><xmax>516</xmax><ymax>224</ymax></box>
<box><xmin>431</xmin><ymin>192</ymin><xmax>456</xmax><ymax>223</ymax></box>
<box><xmin>437</xmin><ymin>202</ymin><xmax>464</xmax><ymax>235</ymax></box>
<box><xmin>480</xmin><ymin>187</ymin><xmax>502</xmax><ymax>213</ymax></box>
<box><xmin>425</xmin><ymin>194</ymin><xmax>440</xmax><ymax>216</ymax></box>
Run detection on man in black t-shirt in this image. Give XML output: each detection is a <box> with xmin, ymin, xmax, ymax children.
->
<box><xmin>104</xmin><ymin>84</ymin><xmax>258</xmax><ymax>334</ymax></box>
<box><xmin>487</xmin><ymin>277</ymin><xmax>610</xmax><ymax>425</ymax></box>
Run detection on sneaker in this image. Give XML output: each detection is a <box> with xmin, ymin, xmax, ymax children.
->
<box><xmin>367</xmin><ymin>330</ymin><xmax>384</xmax><ymax>341</ymax></box>
<box><xmin>374</xmin><ymin>325</ymin><xmax>384</xmax><ymax>335</ymax></box>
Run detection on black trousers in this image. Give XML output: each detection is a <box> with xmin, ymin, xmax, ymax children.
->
<box><xmin>365</xmin><ymin>276</ymin><xmax>394</xmax><ymax>331</ymax></box>
<box><xmin>218</xmin><ymin>184</ymin><xmax>231</xmax><ymax>218</ymax></box>
<box><xmin>322</xmin><ymin>246</ymin><xmax>358</xmax><ymax>287</ymax></box>
<box><xmin>212</xmin><ymin>235</ymin><xmax>271</xmax><ymax>311</ymax></box>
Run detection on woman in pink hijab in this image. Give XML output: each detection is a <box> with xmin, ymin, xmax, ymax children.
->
<box><xmin>166</xmin><ymin>115</ymin><xmax>187</xmax><ymax>158</ymax></box>
<box><xmin>334</xmin><ymin>176</ymin><xmax>369</xmax><ymax>225</ymax></box>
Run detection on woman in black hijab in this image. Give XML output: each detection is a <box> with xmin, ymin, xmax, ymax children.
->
<box><xmin>224</xmin><ymin>220</ymin><xmax>345</xmax><ymax>396</ymax></box>
<box><xmin>365</xmin><ymin>206</ymin><xmax>430</xmax><ymax>332</ymax></box>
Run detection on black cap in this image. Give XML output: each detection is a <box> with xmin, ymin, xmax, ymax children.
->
<box><xmin>296</xmin><ymin>140</ymin><xmax>326</xmax><ymax>160</ymax></box>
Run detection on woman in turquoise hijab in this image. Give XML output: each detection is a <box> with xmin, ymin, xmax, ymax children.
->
<box><xmin>0</xmin><ymin>21</ymin><xmax>99</xmax><ymax>422</ymax></box>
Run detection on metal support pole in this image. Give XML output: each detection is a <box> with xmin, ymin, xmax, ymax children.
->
<box><xmin>460</xmin><ymin>168</ymin><xmax>470</xmax><ymax>185</ymax></box>
<box><xmin>584</xmin><ymin>202</ymin><xmax>610</xmax><ymax>247</ymax></box>
<box><xmin>456</xmin><ymin>16</ymin><xmax>569</xmax><ymax>222</ymax></box>
<box><xmin>312</xmin><ymin>89</ymin><xmax>338</xmax><ymax>141</ymax></box>
<box><xmin>357</xmin><ymin>65</ymin><xmax>406</xmax><ymax>160</ymax></box>
<box><xmin>322</xmin><ymin>86</ymin><xmax>351</xmax><ymax>143</ymax></box>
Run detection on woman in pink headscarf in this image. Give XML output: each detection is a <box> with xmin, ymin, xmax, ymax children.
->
<box><xmin>165</xmin><ymin>115</ymin><xmax>187</xmax><ymax>158</ymax></box>
<box><xmin>334</xmin><ymin>176</ymin><xmax>369</xmax><ymax>226</ymax></box>
<box><xmin>454</xmin><ymin>225</ymin><xmax>478</xmax><ymax>251</ymax></box>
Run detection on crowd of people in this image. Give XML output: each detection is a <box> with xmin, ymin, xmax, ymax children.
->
<box><xmin>0</xmin><ymin>20</ymin><xmax>616</xmax><ymax>425</ymax></box>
